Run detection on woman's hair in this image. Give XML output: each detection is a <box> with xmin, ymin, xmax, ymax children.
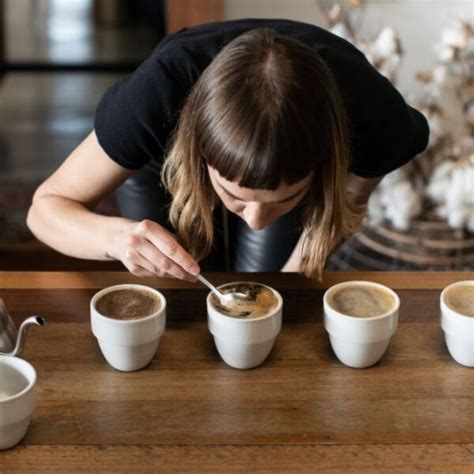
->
<box><xmin>162</xmin><ymin>28</ymin><xmax>364</xmax><ymax>279</ymax></box>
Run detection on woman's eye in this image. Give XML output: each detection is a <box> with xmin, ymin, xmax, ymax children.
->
<box><xmin>224</xmin><ymin>192</ymin><xmax>238</xmax><ymax>201</ymax></box>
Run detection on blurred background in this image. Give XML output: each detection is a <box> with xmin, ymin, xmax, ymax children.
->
<box><xmin>0</xmin><ymin>0</ymin><xmax>472</xmax><ymax>271</ymax></box>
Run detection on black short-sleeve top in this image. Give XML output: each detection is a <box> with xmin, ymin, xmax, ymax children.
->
<box><xmin>94</xmin><ymin>18</ymin><xmax>429</xmax><ymax>178</ymax></box>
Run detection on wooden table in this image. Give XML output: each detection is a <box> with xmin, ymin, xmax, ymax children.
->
<box><xmin>1</xmin><ymin>271</ymin><xmax>473</xmax><ymax>473</ymax></box>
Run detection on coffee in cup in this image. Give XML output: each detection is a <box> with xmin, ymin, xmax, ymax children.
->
<box><xmin>443</xmin><ymin>284</ymin><xmax>474</xmax><ymax>318</ymax></box>
<box><xmin>207</xmin><ymin>282</ymin><xmax>283</xmax><ymax>369</ymax></box>
<box><xmin>323</xmin><ymin>281</ymin><xmax>400</xmax><ymax>368</ymax></box>
<box><xmin>91</xmin><ymin>284</ymin><xmax>167</xmax><ymax>372</ymax></box>
<box><xmin>95</xmin><ymin>288</ymin><xmax>161</xmax><ymax>320</ymax></box>
<box><xmin>440</xmin><ymin>280</ymin><xmax>474</xmax><ymax>367</ymax></box>
<box><xmin>327</xmin><ymin>284</ymin><xmax>397</xmax><ymax>318</ymax></box>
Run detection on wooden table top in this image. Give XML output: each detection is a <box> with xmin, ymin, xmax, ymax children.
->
<box><xmin>1</xmin><ymin>271</ymin><xmax>473</xmax><ymax>473</ymax></box>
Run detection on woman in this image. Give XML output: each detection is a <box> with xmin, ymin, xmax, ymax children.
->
<box><xmin>27</xmin><ymin>19</ymin><xmax>429</xmax><ymax>281</ymax></box>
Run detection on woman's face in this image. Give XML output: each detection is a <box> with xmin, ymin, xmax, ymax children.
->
<box><xmin>207</xmin><ymin>165</ymin><xmax>312</xmax><ymax>230</ymax></box>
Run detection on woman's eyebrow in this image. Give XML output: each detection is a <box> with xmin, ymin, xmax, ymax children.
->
<box><xmin>219</xmin><ymin>182</ymin><xmax>308</xmax><ymax>203</ymax></box>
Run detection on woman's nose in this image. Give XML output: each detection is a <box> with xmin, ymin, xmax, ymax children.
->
<box><xmin>243</xmin><ymin>204</ymin><xmax>273</xmax><ymax>230</ymax></box>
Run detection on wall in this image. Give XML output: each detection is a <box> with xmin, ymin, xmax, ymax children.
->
<box><xmin>224</xmin><ymin>0</ymin><xmax>473</xmax><ymax>97</ymax></box>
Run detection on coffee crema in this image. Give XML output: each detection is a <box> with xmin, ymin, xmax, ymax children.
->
<box><xmin>328</xmin><ymin>285</ymin><xmax>396</xmax><ymax>318</ymax></box>
<box><xmin>210</xmin><ymin>283</ymin><xmax>278</xmax><ymax>319</ymax></box>
<box><xmin>95</xmin><ymin>289</ymin><xmax>161</xmax><ymax>320</ymax></box>
<box><xmin>444</xmin><ymin>285</ymin><xmax>474</xmax><ymax>317</ymax></box>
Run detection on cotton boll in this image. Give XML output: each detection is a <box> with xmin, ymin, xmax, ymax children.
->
<box><xmin>436</xmin><ymin>204</ymin><xmax>449</xmax><ymax>219</ymax></box>
<box><xmin>391</xmin><ymin>214</ymin><xmax>409</xmax><ymax>231</ymax></box>
<box><xmin>364</xmin><ymin>51</ymin><xmax>375</xmax><ymax>66</ymax></box>
<box><xmin>440</xmin><ymin>24</ymin><xmax>467</xmax><ymax>49</ymax></box>
<box><xmin>450</xmin><ymin>167</ymin><xmax>465</xmax><ymax>190</ymax></box>
<box><xmin>448</xmin><ymin>62</ymin><xmax>465</xmax><ymax>77</ymax></box>
<box><xmin>438</xmin><ymin>46</ymin><xmax>455</xmax><ymax>62</ymax></box>
<box><xmin>453</xmin><ymin>166</ymin><xmax>473</xmax><ymax>199</ymax></box>
<box><xmin>427</xmin><ymin>161</ymin><xmax>457</xmax><ymax>202</ymax></box>
<box><xmin>330</xmin><ymin>23</ymin><xmax>352</xmax><ymax>42</ymax></box>
<box><xmin>433</xmin><ymin>65</ymin><xmax>449</xmax><ymax>85</ymax></box>
<box><xmin>426</xmin><ymin>180</ymin><xmax>444</xmax><ymax>203</ymax></box>
<box><xmin>380</xmin><ymin>190</ymin><xmax>395</xmax><ymax>209</ymax></box>
<box><xmin>378</xmin><ymin>53</ymin><xmax>401</xmax><ymax>79</ymax></box>
<box><xmin>426</xmin><ymin>178</ymin><xmax>444</xmax><ymax>203</ymax></box>
<box><xmin>367</xmin><ymin>191</ymin><xmax>385</xmax><ymax>225</ymax></box>
<box><xmin>388</xmin><ymin>206</ymin><xmax>412</xmax><ymax>231</ymax></box>
<box><xmin>462</xmin><ymin>38</ymin><xmax>474</xmax><ymax>60</ymax></box>
<box><xmin>384</xmin><ymin>181</ymin><xmax>422</xmax><ymax>230</ymax></box>
<box><xmin>372</xmin><ymin>27</ymin><xmax>399</xmax><ymax>59</ymax></box>
<box><xmin>399</xmin><ymin>182</ymin><xmax>422</xmax><ymax>214</ymax></box>
<box><xmin>434</xmin><ymin>162</ymin><xmax>474</xmax><ymax>230</ymax></box>
<box><xmin>328</xmin><ymin>4</ymin><xmax>343</xmax><ymax>24</ymax></box>
<box><xmin>447</xmin><ymin>206</ymin><xmax>467</xmax><ymax>229</ymax></box>
<box><xmin>446</xmin><ymin>171</ymin><xmax>465</xmax><ymax>207</ymax></box>
<box><xmin>380</xmin><ymin>169</ymin><xmax>407</xmax><ymax>187</ymax></box>
<box><xmin>461</xmin><ymin>136</ymin><xmax>474</xmax><ymax>154</ymax></box>
<box><xmin>368</xmin><ymin>169</ymin><xmax>423</xmax><ymax>230</ymax></box>
<box><xmin>430</xmin><ymin>161</ymin><xmax>456</xmax><ymax>182</ymax></box>
<box><xmin>462</xmin><ymin>168</ymin><xmax>474</xmax><ymax>202</ymax></box>
<box><xmin>358</xmin><ymin>42</ymin><xmax>373</xmax><ymax>62</ymax></box>
<box><xmin>426</xmin><ymin>113</ymin><xmax>444</xmax><ymax>148</ymax></box>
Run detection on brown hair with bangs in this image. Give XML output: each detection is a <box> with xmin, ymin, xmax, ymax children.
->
<box><xmin>162</xmin><ymin>28</ymin><xmax>364</xmax><ymax>279</ymax></box>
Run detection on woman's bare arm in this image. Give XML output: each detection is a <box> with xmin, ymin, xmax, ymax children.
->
<box><xmin>27</xmin><ymin>131</ymin><xmax>200</xmax><ymax>280</ymax></box>
<box><xmin>281</xmin><ymin>172</ymin><xmax>383</xmax><ymax>272</ymax></box>
<box><xmin>344</xmin><ymin>172</ymin><xmax>383</xmax><ymax>207</ymax></box>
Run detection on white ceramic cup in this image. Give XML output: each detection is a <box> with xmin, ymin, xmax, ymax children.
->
<box><xmin>90</xmin><ymin>284</ymin><xmax>166</xmax><ymax>372</ymax></box>
<box><xmin>323</xmin><ymin>281</ymin><xmax>400</xmax><ymax>368</ymax></box>
<box><xmin>0</xmin><ymin>356</ymin><xmax>37</xmax><ymax>450</ymax></box>
<box><xmin>440</xmin><ymin>280</ymin><xmax>474</xmax><ymax>368</ymax></box>
<box><xmin>207</xmin><ymin>282</ymin><xmax>283</xmax><ymax>370</ymax></box>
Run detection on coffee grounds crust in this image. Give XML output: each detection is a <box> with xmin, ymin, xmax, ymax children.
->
<box><xmin>96</xmin><ymin>289</ymin><xmax>161</xmax><ymax>320</ymax></box>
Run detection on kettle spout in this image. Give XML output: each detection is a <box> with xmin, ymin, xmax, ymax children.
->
<box><xmin>4</xmin><ymin>316</ymin><xmax>46</xmax><ymax>357</ymax></box>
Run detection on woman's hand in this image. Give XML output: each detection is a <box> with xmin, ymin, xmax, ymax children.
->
<box><xmin>112</xmin><ymin>219</ymin><xmax>200</xmax><ymax>281</ymax></box>
<box><xmin>27</xmin><ymin>132</ymin><xmax>201</xmax><ymax>281</ymax></box>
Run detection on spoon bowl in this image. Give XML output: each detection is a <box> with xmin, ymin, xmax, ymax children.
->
<box><xmin>196</xmin><ymin>275</ymin><xmax>253</xmax><ymax>304</ymax></box>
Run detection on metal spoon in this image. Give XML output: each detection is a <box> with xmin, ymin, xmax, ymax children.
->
<box><xmin>196</xmin><ymin>274</ymin><xmax>253</xmax><ymax>304</ymax></box>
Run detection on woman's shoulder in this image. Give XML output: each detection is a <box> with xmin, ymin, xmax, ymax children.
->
<box><xmin>151</xmin><ymin>18</ymin><xmax>366</xmax><ymax>67</ymax></box>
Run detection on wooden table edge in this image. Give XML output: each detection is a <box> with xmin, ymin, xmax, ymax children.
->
<box><xmin>0</xmin><ymin>271</ymin><xmax>473</xmax><ymax>290</ymax></box>
<box><xmin>9</xmin><ymin>442</ymin><xmax>474</xmax><ymax>447</ymax></box>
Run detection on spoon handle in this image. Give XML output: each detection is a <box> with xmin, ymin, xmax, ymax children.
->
<box><xmin>196</xmin><ymin>274</ymin><xmax>221</xmax><ymax>297</ymax></box>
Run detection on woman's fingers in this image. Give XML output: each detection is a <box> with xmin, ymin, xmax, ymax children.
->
<box><xmin>135</xmin><ymin>239</ymin><xmax>194</xmax><ymax>281</ymax></box>
<box><xmin>119</xmin><ymin>220</ymin><xmax>201</xmax><ymax>281</ymax></box>
<box><xmin>121</xmin><ymin>248</ymin><xmax>158</xmax><ymax>277</ymax></box>
<box><xmin>136</xmin><ymin>220</ymin><xmax>200</xmax><ymax>276</ymax></box>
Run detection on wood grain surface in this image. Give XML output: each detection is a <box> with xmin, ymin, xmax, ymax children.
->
<box><xmin>0</xmin><ymin>270</ymin><xmax>471</xmax><ymax>289</ymax></box>
<box><xmin>1</xmin><ymin>272</ymin><xmax>473</xmax><ymax>473</ymax></box>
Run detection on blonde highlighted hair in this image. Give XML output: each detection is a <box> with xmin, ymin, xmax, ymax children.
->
<box><xmin>162</xmin><ymin>28</ymin><xmax>363</xmax><ymax>279</ymax></box>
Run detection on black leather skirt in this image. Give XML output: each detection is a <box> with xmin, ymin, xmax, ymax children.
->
<box><xmin>115</xmin><ymin>162</ymin><xmax>304</xmax><ymax>272</ymax></box>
